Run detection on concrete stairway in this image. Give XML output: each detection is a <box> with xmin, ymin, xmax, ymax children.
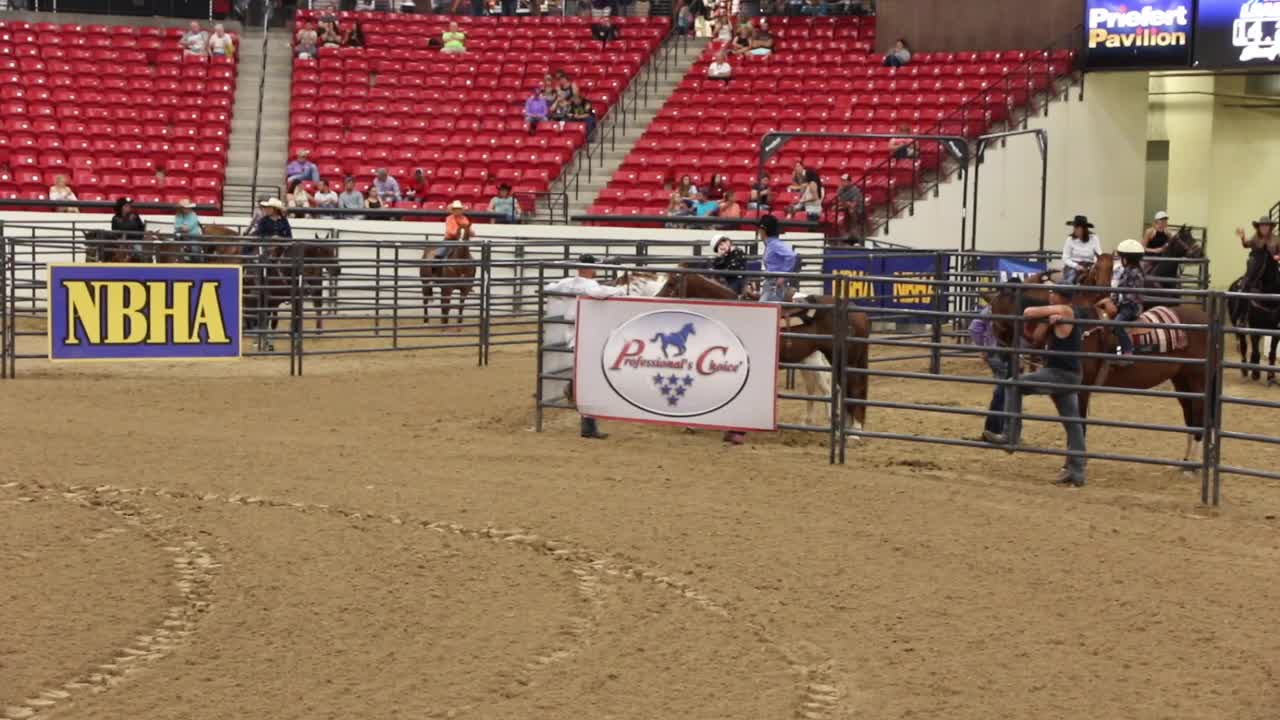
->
<box><xmin>223</xmin><ymin>27</ymin><xmax>294</xmax><ymax>215</ymax></box>
<box><xmin>561</xmin><ymin>36</ymin><xmax>708</xmax><ymax>219</ymax></box>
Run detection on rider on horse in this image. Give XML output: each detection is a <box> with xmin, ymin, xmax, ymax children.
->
<box><xmin>1101</xmin><ymin>239</ymin><xmax>1146</xmax><ymax>357</ymax></box>
<box><xmin>1237</xmin><ymin>215</ymin><xmax>1279</xmax><ymax>293</ymax></box>
<box><xmin>255</xmin><ymin>198</ymin><xmax>292</xmax><ymax>256</ymax></box>
<box><xmin>436</xmin><ymin>200</ymin><xmax>473</xmax><ymax>259</ymax></box>
<box><xmin>173</xmin><ymin>199</ymin><xmax>204</xmax><ymax>262</ymax></box>
<box><xmin>1062</xmin><ymin>214</ymin><xmax>1101</xmax><ymax>284</ymax></box>
<box><xmin>709</xmin><ymin>234</ymin><xmax>747</xmax><ymax>295</ymax></box>
<box><xmin>111</xmin><ymin>197</ymin><xmax>147</xmax><ymax>259</ymax></box>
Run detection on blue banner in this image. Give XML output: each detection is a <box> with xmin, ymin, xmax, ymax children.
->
<box><xmin>980</xmin><ymin>257</ymin><xmax>1047</xmax><ymax>282</ymax></box>
<box><xmin>48</xmin><ymin>264</ymin><xmax>242</xmax><ymax>361</ymax></box>
<box><xmin>1084</xmin><ymin>0</ymin><xmax>1193</xmax><ymax>69</ymax></box>
<box><xmin>821</xmin><ymin>252</ymin><xmax>940</xmax><ymax>311</ymax></box>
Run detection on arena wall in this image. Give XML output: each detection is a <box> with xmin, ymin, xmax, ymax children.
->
<box><xmin>876</xmin><ymin>71</ymin><xmax>1150</xmax><ymax>256</ymax></box>
<box><xmin>874</xmin><ymin>0</ymin><xmax>1081</xmax><ymax>53</ymax></box>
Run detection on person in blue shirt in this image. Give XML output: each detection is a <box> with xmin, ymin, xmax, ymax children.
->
<box><xmin>758</xmin><ymin>214</ymin><xmax>796</xmax><ymax>302</ymax></box>
<box><xmin>173</xmin><ymin>198</ymin><xmax>204</xmax><ymax>262</ymax></box>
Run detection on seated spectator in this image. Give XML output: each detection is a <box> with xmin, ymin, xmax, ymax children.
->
<box><xmin>787</xmin><ymin>160</ymin><xmax>807</xmax><ymax>193</ymax></box>
<box><xmin>286</xmin><ymin>150</ymin><xmax>320</xmax><ymax>186</ymax></box>
<box><xmin>553</xmin><ymin>71</ymin><xmax>581</xmax><ymax>115</ymax></box>
<box><xmin>540</xmin><ymin>73</ymin><xmax>558</xmax><ymax>103</ymax></box>
<box><xmin>207</xmin><ymin>24</ymin><xmax>234</xmax><ymax>57</ymax></box>
<box><xmin>566</xmin><ymin>96</ymin><xmax>597</xmax><ymax>135</ymax></box>
<box><xmin>718</xmin><ymin>190</ymin><xmax>743</xmax><ymax>219</ymax></box>
<box><xmin>676</xmin><ymin>3</ymin><xmax>694</xmax><ymax>35</ymax></box>
<box><xmin>365</xmin><ymin>188</ymin><xmax>384</xmax><ymax>213</ymax></box>
<box><xmin>488</xmin><ymin>183</ymin><xmax>521</xmax><ymax>223</ymax></box>
<box><xmin>673</xmin><ymin>175</ymin><xmax>698</xmax><ymax>203</ymax></box>
<box><xmin>372</xmin><ymin>168</ymin><xmax>401</xmax><ymax>205</ymax></box>
<box><xmin>524</xmin><ymin>89</ymin><xmax>550</xmax><ymax>134</ymax></box>
<box><xmin>749</xmin><ymin>171</ymin><xmax>772</xmax><ymax>211</ymax></box>
<box><xmin>318</xmin><ymin>19</ymin><xmax>343</xmax><ymax>47</ymax></box>
<box><xmin>405</xmin><ymin>168</ymin><xmax>429</xmax><ymax>202</ymax></box>
<box><xmin>181</xmin><ymin>21</ymin><xmax>208</xmax><ymax>56</ymax></box>
<box><xmin>313</xmin><ymin>179</ymin><xmax>339</xmax><ymax>217</ymax></box>
<box><xmin>749</xmin><ymin>26</ymin><xmax>774</xmax><ymax>55</ymax></box>
<box><xmin>296</xmin><ymin>23</ymin><xmax>318</xmax><ymax>59</ymax></box>
<box><xmin>889</xmin><ymin>123</ymin><xmax>917</xmax><ymax>159</ymax></box>
<box><xmin>173</xmin><ymin>199</ymin><xmax>203</xmax><ymax>237</ymax></box>
<box><xmin>835</xmin><ymin>173</ymin><xmax>864</xmax><ymax>235</ymax></box>
<box><xmin>342</xmin><ymin>23</ymin><xmax>365</xmax><ymax>48</ymax></box>
<box><xmin>48</xmin><ymin>174</ymin><xmax>78</xmax><ymax>213</ymax></box>
<box><xmin>707</xmin><ymin>52</ymin><xmax>732</xmax><ymax>80</ymax></box>
<box><xmin>287</xmin><ymin>180</ymin><xmax>312</xmax><ymax>210</ymax></box>
<box><xmin>728</xmin><ymin>25</ymin><xmax>752</xmax><ymax>55</ymax></box>
<box><xmin>338</xmin><ymin>177</ymin><xmax>366</xmax><ymax>218</ymax></box>
<box><xmin>884</xmin><ymin>37</ymin><xmax>911</xmax><ymax>68</ymax></box>
<box><xmin>591</xmin><ymin>16</ymin><xmax>620</xmax><ymax>44</ymax></box>
<box><xmin>693</xmin><ymin>193</ymin><xmax>721</xmax><ymax>217</ymax></box>
<box><xmin>704</xmin><ymin>173</ymin><xmax>728</xmax><ymax>201</ymax></box>
<box><xmin>789</xmin><ymin>169</ymin><xmax>823</xmax><ymax>221</ymax></box>
<box><xmin>667</xmin><ymin>193</ymin><xmax>695</xmax><ymax>217</ymax></box>
<box><xmin>442</xmin><ymin>22</ymin><xmax>466</xmax><ymax>53</ymax></box>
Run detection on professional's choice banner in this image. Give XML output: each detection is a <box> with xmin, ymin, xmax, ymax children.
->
<box><xmin>1084</xmin><ymin>0</ymin><xmax>1194</xmax><ymax>68</ymax></box>
<box><xmin>48</xmin><ymin>264</ymin><xmax>242</xmax><ymax>361</ymax></box>
<box><xmin>1194</xmin><ymin>0</ymin><xmax>1280</xmax><ymax>67</ymax></box>
<box><xmin>574</xmin><ymin>297</ymin><xmax>780</xmax><ymax>432</ymax></box>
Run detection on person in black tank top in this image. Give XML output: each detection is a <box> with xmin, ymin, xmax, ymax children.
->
<box><xmin>982</xmin><ymin>287</ymin><xmax>1088</xmax><ymax>487</ymax></box>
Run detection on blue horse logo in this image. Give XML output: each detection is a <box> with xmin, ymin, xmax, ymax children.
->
<box><xmin>651</xmin><ymin>322</ymin><xmax>696</xmax><ymax>358</ymax></box>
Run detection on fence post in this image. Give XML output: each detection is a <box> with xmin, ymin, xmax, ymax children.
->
<box><xmin>392</xmin><ymin>243</ymin><xmax>401</xmax><ymax>350</ymax></box>
<box><xmin>289</xmin><ymin>241</ymin><xmax>304</xmax><ymax>377</ymax></box>
<box><xmin>929</xmin><ymin>252</ymin><xmax>945</xmax><ymax>375</ymax></box>
<box><xmin>479</xmin><ymin>240</ymin><xmax>491</xmax><ymax>367</ymax></box>
<box><xmin>1200</xmin><ymin>291</ymin><xmax>1220</xmax><ymax>505</ymax></box>
<box><xmin>832</xmin><ymin>278</ymin><xmax>850</xmax><ymax>465</ymax></box>
<box><xmin>534</xmin><ymin>262</ymin><xmax>547</xmax><ymax>433</ymax></box>
<box><xmin>1208</xmin><ymin>291</ymin><xmax>1227</xmax><ymax>506</ymax></box>
<box><xmin>0</xmin><ymin>234</ymin><xmax>7</xmax><ymax>380</ymax></box>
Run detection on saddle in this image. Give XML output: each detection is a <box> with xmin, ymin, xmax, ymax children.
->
<box><xmin>1126</xmin><ymin>306</ymin><xmax>1189</xmax><ymax>354</ymax></box>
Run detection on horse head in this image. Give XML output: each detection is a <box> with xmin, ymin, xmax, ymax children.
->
<box><xmin>1173</xmin><ymin>225</ymin><xmax>1204</xmax><ymax>259</ymax></box>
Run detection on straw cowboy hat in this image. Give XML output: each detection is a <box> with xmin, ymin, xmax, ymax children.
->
<box><xmin>259</xmin><ymin>198</ymin><xmax>286</xmax><ymax>210</ymax></box>
<box><xmin>1117</xmin><ymin>239</ymin><xmax>1144</xmax><ymax>255</ymax></box>
<box><xmin>448</xmin><ymin>200</ymin><xmax>466</xmax><ymax>210</ymax></box>
<box><xmin>1252</xmin><ymin>215</ymin><xmax>1276</xmax><ymax>228</ymax></box>
<box><xmin>1065</xmin><ymin>214</ymin><xmax>1094</xmax><ymax>228</ymax></box>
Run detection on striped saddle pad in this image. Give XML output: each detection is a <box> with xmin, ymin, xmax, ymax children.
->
<box><xmin>1130</xmin><ymin>306</ymin><xmax>1189</xmax><ymax>354</ymax></box>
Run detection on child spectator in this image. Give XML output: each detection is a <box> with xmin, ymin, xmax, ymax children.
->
<box><xmin>884</xmin><ymin>37</ymin><xmax>911</xmax><ymax>67</ymax></box>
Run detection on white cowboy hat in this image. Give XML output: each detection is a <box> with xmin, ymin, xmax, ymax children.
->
<box><xmin>709</xmin><ymin>234</ymin><xmax>732</xmax><ymax>253</ymax></box>
<box><xmin>448</xmin><ymin>200</ymin><xmax>466</xmax><ymax>210</ymax></box>
<box><xmin>1117</xmin><ymin>239</ymin><xmax>1145</xmax><ymax>254</ymax></box>
<box><xmin>177</xmin><ymin>198</ymin><xmax>196</xmax><ymax>209</ymax></box>
<box><xmin>259</xmin><ymin>198</ymin><xmax>286</xmax><ymax>210</ymax></box>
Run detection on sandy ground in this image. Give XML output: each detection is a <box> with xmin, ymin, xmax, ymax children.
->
<box><xmin>3</xmin><ymin>345</ymin><xmax>1280</xmax><ymax>720</ymax></box>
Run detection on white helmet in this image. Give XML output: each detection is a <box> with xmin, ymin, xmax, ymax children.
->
<box><xmin>1117</xmin><ymin>239</ymin><xmax>1144</xmax><ymax>255</ymax></box>
<box><xmin>709</xmin><ymin>234</ymin><xmax>732</xmax><ymax>253</ymax></box>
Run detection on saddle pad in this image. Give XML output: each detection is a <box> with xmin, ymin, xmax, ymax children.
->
<box><xmin>1131</xmin><ymin>306</ymin><xmax>1188</xmax><ymax>354</ymax></box>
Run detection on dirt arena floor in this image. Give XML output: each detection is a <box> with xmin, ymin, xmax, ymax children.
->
<box><xmin>3</xmin><ymin>341</ymin><xmax>1280</xmax><ymax>720</ymax></box>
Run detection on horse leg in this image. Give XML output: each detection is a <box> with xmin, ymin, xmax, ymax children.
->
<box><xmin>1170</xmin><ymin>371</ymin><xmax>1203</xmax><ymax>468</ymax></box>
<box><xmin>843</xmin><ymin>345</ymin><xmax>867</xmax><ymax>437</ymax></box>
<box><xmin>1250</xmin><ymin>331</ymin><xmax>1262</xmax><ymax>381</ymax></box>
<box><xmin>1237</xmin><ymin>325</ymin><xmax>1250</xmax><ymax>378</ymax></box>
<box><xmin>799</xmin><ymin>349</ymin><xmax>832</xmax><ymax>427</ymax></box>
<box><xmin>422</xmin><ymin>281</ymin><xmax>433</xmax><ymax>324</ymax></box>
<box><xmin>1268</xmin><ymin>329</ymin><xmax>1279</xmax><ymax>386</ymax></box>
<box><xmin>442</xmin><ymin>287</ymin><xmax>455</xmax><ymax>331</ymax></box>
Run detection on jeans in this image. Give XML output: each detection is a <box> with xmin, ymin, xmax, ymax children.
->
<box><xmin>984</xmin><ymin>354</ymin><xmax>1010</xmax><ymax>435</ymax></box>
<box><xmin>1004</xmin><ymin>366</ymin><xmax>1086</xmax><ymax>483</ymax></box>
<box><xmin>759</xmin><ymin>280</ymin><xmax>787</xmax><ymax>302</ymax></box>
<box><xmin>1113</xmin><ymin>301</ymin><xmax>1140</xmax><ymax>354</ymax></box>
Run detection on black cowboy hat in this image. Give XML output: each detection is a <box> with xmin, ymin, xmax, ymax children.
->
<box><xmin>578</xmin><ymin>254</ymin><xmax>599</xmax><ymax>264</ymax></box>
<box><xmin>1065</xmin><ymin>214</ymin><xmax>1094</xmax><ymax>228</ymax></box>
<box><xmin>1252</xmin><ymin>215</ymin><xmax>1276</xmax><ymax>228</ymax></box>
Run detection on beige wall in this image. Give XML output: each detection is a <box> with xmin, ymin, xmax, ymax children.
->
<box><xmin>1147</xmin><ymin>73</ymin><xmax>1280</xmax><ymax>287</ymax></box>
<box><xmin>881</xmin><ymin>72</ymin><xmax>1150</xmax><ymax>255</ymax></box>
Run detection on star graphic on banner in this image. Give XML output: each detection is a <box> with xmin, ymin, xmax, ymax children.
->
<box><xmin>653</xmin><ymin>372</ymin><xmax>695</xmax><ymax>408</ymax></box>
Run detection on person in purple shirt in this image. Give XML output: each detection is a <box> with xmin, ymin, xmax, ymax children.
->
<box><xmin>970</xmin><ymin>300</ymin><xmax>1010</xmax><ymax>438</ymax></box>
<box><xmin>759</xmin><ymin>214</ymin><xmax>796</xmax><ymax>302</ymax></box>
<box><xmin>285</xmin><ymin>150</ymin><xmax>320</xmax><ymax>186</ymax></box>
<box><xmin>524</xmin><ymin>90</ymin><xmax>549</xmax><ymax>135</ymax></box>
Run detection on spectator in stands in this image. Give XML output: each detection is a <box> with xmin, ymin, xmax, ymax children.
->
<box><xmin>787</xmin><ymin>161</ymin><xmax>808</xmax><ymax>193</ymax></box>
<box><xmin>707</xmin><ymin>51</ymin><xmax>732</xmax><ymax>80</ymax></box>
<box><xmin>405</xmin><ymin>169</ymin><xmax>429</xmax><ymax>202</ymax></box>
<box><xmin>488</xmin><ymin>183</ymin><xmax>521</xmax><ymax>223</ymax></box>
<box><xmin>111</xmin><ymin>197</ymin><xmax>147</xmax><ymax>256</ymax></box>
<box><xmin>566</xmin><ymin>96</ymin><xmax>597</xmax><ymax>135</ymax></box>
<box><xmin>296</xmin><ymin>23</ymin><xmax>319</xmax><ymax>59</ymax></box>
<box><xmin>372</xmin><ymin>168</ymin><xmax>402</xmax><ymax>205</ymax></box>
<box><xmin>286</xmin><ymin>150</ymin><xmax>320</xmax><ymax>186</ymax></box>
<box><xmin>208</xmin><ymin>24</ymin><xmax>234</xmax><ymax>57</ymax></box>
<box><xmin>524</xmin><ymin>89</ymin><xmax>550</xmax><ymax>134</ymax></box>
<box><xmin>718</xmin><ymin>190</ymin><xmax>743</xmax><ymax>219</ymax></box>
<box><xmin>674</xmin><ymin>175</ymin><xmax>698</xmax><ymax>203</ymax></box>
<box><xmin>728</xmin><ymin>24</ymin><xmax>752</xmax><ymax>54</ymax></box>
<box><xmin>342</xmin><ymin>23</ymin><xmax>366</xmax><ymax>48</ymax></box>
<box><xmin>592</xmin><ymin>15</ymin><xmax>621</xmax><ymax>45</ymax></box>
<box><xmin>365</xmin><ymin>188</ymin><xmax>384</xmax><ymax>214</ymax></box>
<box><xmin>884</xmin><ymin>38</ymin><xmax>912</xmax><ymax>68</ymax></box>
<box><xmin>553</xmin><ymin>72</ymin><xmax>581</xmax><ymax>115</ymax></box>
<box><xmin>749</xmin><ymin>171</ymin><xmax>772</xmax><ymax>211</ymax></box>
<box><xmin>704</xmin><ymin>174</ymin><xmax>728</xmax><ymax>202</ymax></box>
<box><xmin>789</xmin><ymin>168</ymin><xmax>823</xmax><ymax>221</ymax></box>
<box><xmin>709</xmin><ymin>234</ymin><xmax>747</xmax><ymax>294</ymax></box>
<box><xmin>48</xmin><ymin>174</ymin><xmax>78</xmax><ymax>213</ymax></box>
<box><xmin>442</xmin><ymin>22</ymin><xmax>466</xmax><ymax>53</ymax></box>
<box><xmin>889</xmin><ymin>124</ymin><xmax>916</xmax><ymax>160</ymax></box>
<box><xmin>749</xmin><ymin>25</ymin><xmax>774</xmax><ymax>55</ymax></box>
<box><xmin>541</xmin><ymin>74</ymin><xmax>558</xmax><ymax>103</ymax></box>
<box><xmin>339</xmin><ymin>177</ymin><xmax>366</xmax><ymax>217</ymax></box>
<box><xmin>835</xmin><ymin>173</ymin><xmax>864</xmax><ymax>236</ymax></box>
<box><xmin>287</xmin><ymin>180</ymin><xmax>312</xmax><ymax>212</ymax></box>
<box><xmin>319</xmin><ymin>19</ymin><xmax>343</xmax><ymax>48</ymax></box>
<box><xmin>676</xmin><ymin>2</ymin><xmax>694</xmax><ymax>35</ymax></box>
<box><xmin>313</xmin><ymin>179</ymin><xmax>339</xmax><ymax>217</ymax></box>
<box><xmin>181</xmin><ymin>21</ymin><xmax>209</xmax><ymax>56</ymax></box>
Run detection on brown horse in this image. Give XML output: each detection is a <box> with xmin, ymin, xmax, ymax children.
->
<box><xmin>421</xmin><ymin>242</ymin><xmax>476</xmax><ymax>328</ymax></box>
<box><xmin>987</xmin><ymin>287</ymin><xmax>1212</xmax><ymax>466</ymax></box>
<box><xmin>82</xmin><ymin>229</ymin><xmax>161</xmax><ymax>263</ymax></box>
<box><xmin>656</xmin><ymin>273</ymin><xmax>871</xmax><ymax>436</ymax></box>
<box><xmin>1023</xmin><ymin>254</ymin><xmax>1115</xmax><ymax>303</ymax></box>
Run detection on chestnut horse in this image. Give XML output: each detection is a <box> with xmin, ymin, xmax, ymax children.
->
<box><xmin>986</xmin><ymin>286</ymin><xmax>1212</xmax><ymax>466</ymax></box>
<box><xmin>656</xmin><ymin>273</ymin><xmax>871</xmax><ymax>436</ymax></box>
<box><xmin>421</xmin><ymin>242</ymin><xmax>476</xmax><ymax>328</ymax></box>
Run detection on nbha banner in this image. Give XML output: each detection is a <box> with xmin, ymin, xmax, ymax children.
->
<box><xmin>48</xmin><ymin>264</ymin><xmax>242</xmax><ymax>362</ymax></box>
<box><xmin>574</xmin><ymin>297</ymin><xmax>780</xmax><ymax>431</ymax></box>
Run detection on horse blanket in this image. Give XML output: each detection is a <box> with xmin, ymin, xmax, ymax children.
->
<box><xmin>1131</xmin><ymin>306</ymin><xmax>1189</xmax><ymax>354</ymax></box>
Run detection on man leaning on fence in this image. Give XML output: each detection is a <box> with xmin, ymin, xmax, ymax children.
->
<box><xmin>983</xmin><ymin>286</ymin><xmax>1088</xmax><ymax>488</ymax></box>
<box><xmin>758</xmin><ymin>214</ymin><xmax>797</xmax><ymax>303</ymax></box>
<box><xmin>543</xmin><ymin>255</ymin><xmax>628</xmax><ymax>440</ymax></box>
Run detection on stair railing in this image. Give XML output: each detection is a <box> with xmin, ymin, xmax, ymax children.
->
<box><xmin>246</xmin><ymin>2</ymin><xmax>273</xmax><ymax>207</ymax></box>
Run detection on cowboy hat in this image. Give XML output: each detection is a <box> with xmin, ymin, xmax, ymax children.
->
<box><xmin>1253</xmin><ymin>215</ymin><xmax>1276</xmax><ymax>228</ymax></box>
<box><xmin>1117</xmin><ymin>239</ymin><xmax>1144</xmax><ymax>255</ymax></box>
<box><xmin>177</xmin><ymin>198</ymin><xmax>196</xmax><ymax>209</ymax></box>
<box><xmin>259</xmin><ymin>198</ymin><xmax>286</xmax><ymax>210</ymax></box>
<box><xmin>709</xmin><ymin>234</ymin><xmax>733</xmax><ymax>253</ymax></box>
<box><xmin>448</xmin><ymin>200</ymin><xmax>466</xmax><ymax>210</ymax></box>
<box><xmin>1065</xmin><ymin>214</ymin><xmax>1094</xmax><ymax>228</ymax></box>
